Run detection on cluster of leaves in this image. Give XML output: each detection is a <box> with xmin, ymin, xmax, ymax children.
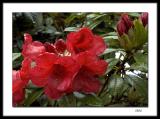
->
<box><xmin>13</xmin><ymin>12</ymin><xmax>148</xmax><ymax>107</ymax></box>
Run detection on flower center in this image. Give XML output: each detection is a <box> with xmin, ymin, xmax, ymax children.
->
<box><xmin>30</xmin><ymin>61</ymin><xmax>36</xmax><ymax>68</ymax></box>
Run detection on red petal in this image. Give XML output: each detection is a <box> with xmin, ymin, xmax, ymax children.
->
<box><xmin>73</xmin><ymin>51</ymin><xmax>107</xmax><ymax>75</ymax></box>
<box><xmin>72</xmin><ymin>69</ymin><xmax>101</xmax><ymax>93</ymax></box>
<box><xmin>140</xmin><ymin>12</ymin><xmax>148</xmax><ymax>26</ymax></box>
<box><xmin>54</xmin><ymin>39</ymin><xmax>66</xmax><ymax>53</ymax></box>
<box><xmin>30</xmin><ymin>52</ymin><xmax>58</xmax><ymax>87</ymax></box>
<box><xmin>66</xmin><ymin>27</ymin><xmax>94</xmax><ymax>54</ymax></box>
<box><xmin>55</xmin><ymin>57</ymin><xmax>80</xmax><ymax>91</ymax></box>
<box><xmin>44</xmin><ymin>57</ymin><xmax>80</xmax><ymax>99</ymax></box>
<box><xmin>22</xmin><ymin>37</ymin><xmax>46</xmax><ymax>59</ymax></box>
<box><xmin>12</xmin><ymin>70</ymin><xmax>24</xmax><ymax>93</ymax></box>
<box><xmin>121</xmin><ymin>14</ymin><xmax>133</xmax><ymax>30</ymax></box>
<box><xmin>13</xmin><ymin>88</ymin><xmax>25</xmax><ymax>106</ymax></box>
<box><xmin>90</xmin><ymin>35</ymin><xmax>107</xmax><ymax>55</ymax></box>
<box><xmin>24</xmin><ymin>33</ymin><xmax>32</xmax><ymax>44</ymax></box>
<box><xmin>20</xmin><ymin>58</ymin><xmax>32</xmax><ymax>85</ymax></box>
<box><xmin>44</xmin><ymin>83</ymin><xmax>63</xmax><ymax>100</ymax></box>
<box><xmin>12</xmin><ymin>70</ymin><xmax>25</xmax><ymax>106</ymax></box>
<box><xmin>73</xmin><ymin>51</ymin><xmax>97</xmax><ymax>65</ymax></box>
<box><xmin>44</xmin><ymin>42</ymin><xmax>57</xmax><ymax>54</ymax></box>
<box><xmin>117</xmin><ymin>20</ymin><xmax>127</xmax><ymax>36</ymax></box>
<box><xmin>86</xmin><ymin>60</ymin><xmax>108</xmax><ymax>76</ymax></box>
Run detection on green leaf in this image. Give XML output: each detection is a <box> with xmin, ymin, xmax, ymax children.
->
<box><xmin>37</xmin><ymin>94</ymin><xmax>48</xmax><ymax>107</ymax></box>
<box><xmin>12</xmin><ymin>53</ymin><xmax>21</xmax><ymax>61</ymax></box>
<box><xmin>130</xmin><ymin>53</ymin><xmax>148</xmax><ymax>72</ymax></box>
<box><xmin>128</xmin><ymin>13</ymin><xmax>140</xmax><ymax>17</ymax></box>
<box><xmin>65</xmin><ymin>13</ymin><xmax>85</xmax><ymax>25</ymax></box>
<box><xmin>64</xmin><ymin>27</ymin><xmax>79</xmax><ymax>32</ymax></box>
<box><xmin>104</xmin><ymin>36</ymin><xmax>120</xmax><ymax>48</ymax></box>
<box><xmin>13</xmin><ymin>53</ymin><xmax>23</xmax><ymax>69</ymax></box>
<box><xmin>101</xmin><ymin>48</ymin><xmax>124</xmax><ymax>55</ymax></box>
<box><xmin>101</xmin><ymin>32</ymin><xmax>117</xmax><ymax>37</ymax></box>
<box><xmin>73</xmin><ymin>92</ymin><xmax>86</xmax><ymax>99</ymax></box>
<box><xmin>77</xmin><ymin>93</ymin><xmax>103</xmax><ymax>106</ymax></box>
<box><xmin>119</xmin><ymin>34</ymin><xmax>133</xmax><ymax>51</ymax></box>
<box><xmin>133</xmin><ymin>19</ymin><xmax>148</xmax><ymax>47</ymax></box>
<box><xmin>125</xmin><ymin>75</ymin><xmax>148</xmax><ymax>105</ymax></box>
<box><xmin>108</xmin><ymin>75</ymin><xmax>129</xmax><ymax>99</ymax></box>
<box><xmin>17</xmin><ymin>40</ymin><xmax>23</xmax><ymax>49</ymax></box>
<box><xmin>87</xmin><ymin>13</ymin><xmax>106</xmax><ymax>21</ymax></box>
<box><xmin>103</xmin><ymin>36</ymin><xmax>118</xmax><ymax>40</ymax></box>
<box><xmin>100</xmin><ymin>93</ymin><xmax>112</xmax><ymax>106</ymax></box>
<box><xmin>87</xmin><ymin>20</ymin><xmax>103</xmax><ymax>30</ymax></box>
<box><xmin>107</xmin><ymin>102</ymin><xmax>129</xmax><ymax>107</ymax></box>
<box><xmin>58</xmin><ymin>94</ymin><xmax>77</xmax><ymax>107</ymax></box>
<box><xmin>105</xmin><ymin>58</ymin><xmax>119</xmax><ymax>74</ymax></box>
<box><xmin>24</xmin><ymin>88</ymin><xmax>43</xmax><ymax>106</ymax></box>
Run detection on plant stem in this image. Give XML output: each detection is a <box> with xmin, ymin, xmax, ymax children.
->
<box><xmin>98</xmin><ymin>52</ymin><xmax>133</xmax><ymax>97</ymax></box>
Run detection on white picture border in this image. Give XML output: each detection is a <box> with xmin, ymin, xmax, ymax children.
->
<box><xmin>3</xmin><ymin>3</ymin><xmax>157</xmax><ymax>116</ymax></box>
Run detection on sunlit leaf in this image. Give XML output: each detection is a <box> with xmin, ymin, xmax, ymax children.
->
<box><xmin>64</xmin><ymin>27</ymin><xmax>79</xmax><ymax>32</ymax></box>
<box><xmin>102</xmin><ymin>48</ymin><xmax>124</xmax><ymax>55</ymax></box>
<box><xmin>12</xmin><ymin>53</ymin><xmax>21</xmax><ymax>61</ymax></box>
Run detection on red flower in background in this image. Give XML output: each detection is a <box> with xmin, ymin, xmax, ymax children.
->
<box><xmin>117</xmin><ymin>14</ymin><xmax>133</xmax><ymax>36</ymax></box>
<box><xmin>140</xmin><ymin>12</ymin><xmax>148</xmax><ymax>27</ymax></box>
<box><xmin>66</xmin><ymin>27</ymin><xmax>106</xmax><ymax>56</ymax></box>
<box><xmin>12</xmin><ymin>70</ymin><xmax>25</xmax><ymax>106</ymax></box>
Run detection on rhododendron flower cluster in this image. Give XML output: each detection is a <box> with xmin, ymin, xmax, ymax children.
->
<box><xmin>12</xmin><ymin>27</ymin><xmax>108</xmax><ymax>105</ymax></box>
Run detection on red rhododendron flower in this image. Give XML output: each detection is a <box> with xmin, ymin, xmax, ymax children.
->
<box><xmin>71</xmin><ymin>51</ymin><xmax>108</xmax><ymax>93</ymax></box>
<box><xmin>13</xmin><ymin>28</ymin><xmax>108</xmax><ymax>102</ymax></box>
<box><xmin>140</xmin><ymin>12</ymin><xmax>148</xmax><ymax>27</ymax></box>
<box><xmin>117</xmin><ymin>14</ymin><xmax>133</xmax><ymax>36</ymax></box>
<box><xmin>12</xmin><ymin>70</ymin><xmax>25</xmax><ymax>106</ymax></box>
<box><xmin>29</xmin><ymin>52</ymin><xmax>80</xmax><ymax>99</ymax></box>
<box><xmin>22</xmin><ymin>33</ymin><xmax>46</xmax><ymax>59</ymax></box>
<box><xmin>66</xmin><ymin>27</ymin><xmax>106</xmax><ymax>55</ymax></box>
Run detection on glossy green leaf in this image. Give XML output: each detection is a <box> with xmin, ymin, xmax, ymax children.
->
<box><xmin>107</xmin><ymin>75</ymin><xmax>129</xmax><ymax>99</ymax></box>
<box><xmin>104</xmin><ymin>36</ymin><xmax>120</xmax><ymax>48</ymax></box>
<box><xmin>105</xmin><ymin>58</ymin><xmax>119</xmax><ymax>74</ymax></box>
<box><xmin>87</xmin><ymin>20</ymin><xmax>103</xmax><ymax>30</ymax></box>
<box><xmin>133</xmin><ymin>19</ymin><xmax>148</xmax><ymax>47</ymax></box>
<box><xmin>130</xmin><ymin>53</ymin><xmax>148</xmax><ymax>72</ymax></box>
<box><xmin>77</xmin><ymin>93</ymin><xmax>103</xmax><ymax>106</ymax></box>
<box><xmin>12</xmin><ymin>53</ymin><xmax>21</xmax><ymax>61</ymax></box>
<box><xmin>58</xmin><ymin>94</ymin><xmax>77</xmax><ymax>107</ymax></box>
<box><xmin>125</xmin><ymin>75</ymin><xmax>148</xmax><ymax>105</ymax></box>
<box><xmin>73</xmin><ymin>92</ymin><xmax>86</xmax><ymax>99</ymax></box>
<box><xmin>102</xmin><ymin>48</ymin><xmax>124</xmax><ymax>55</ymax></box>
<box><xmin>128</xmin><ymin>13</ymin><xmax>140</xmax><ymax>17</ymax></box>
<box><xmin>64</xmin><ymin>27</ymin><xmax>79</xmax><ymax>32</ymax></box>
<box><xmin>24</xmin><ymin>88</ymin><xmax>43</xmax><ymax>106</ymax></box>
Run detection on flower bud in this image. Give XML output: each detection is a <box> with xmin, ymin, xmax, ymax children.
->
<box><xmin>140</xmin><ymin>12</ymin><xmax>148</xmax><ymax>26</ymax></box>
<box><xmin>117</xmin><ymin>14</ymin><xmax>133</xmax><ymax>36</ymax></box>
